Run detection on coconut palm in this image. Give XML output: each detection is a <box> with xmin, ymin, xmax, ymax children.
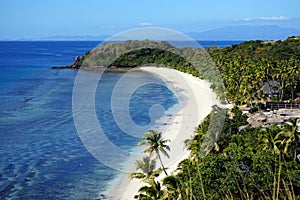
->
<box><xmin>280</xmin><ymin>120</ymin><xmax>300</xmax><ymax>160</ymax></box>
<box><xmin>130</xmin><ymin>157</ymin><xmax>166</xmax><ymax>200</ymax></box>
<box><xmin>136</xmin><ymin>156</ymin><xmax>157</xmax><ymax>174</ymax></box>
<box><xmin>138</xmin><ymin>130</ymin><xmax>170</xmax><ymax>175</ymax></box>
<box><xmin>184</xmin><ymin>135</ymin><xmax>202</xmax><ymax>159</ymax></box>
<box><xmin>162</xmin><ymin>175</ymin><xmax>182</xmax><ymax>199</ymax></box>
<box><xmin>286</xmin><ymin>57</ymin><xmax>300</xmax><ymax>100</ymax></box>
<box><xmin>134</xmin><ymin>180</ymin><xmax>167</xmax><ymax>200</ymax></box>
<box><xmin>129</xmin><ymin>156</ymin><xmax>162</xmax><ymax>184</ymax></box>
<box><xmin>258</xmin><ymin>125</ymin><xmax>285</xmax><ymax>155</ymax></box>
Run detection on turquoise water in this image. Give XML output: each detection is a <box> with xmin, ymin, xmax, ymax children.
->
<box><xmin>0</xmin><ymin>42</ymin><xmax>178</xmax><ymax>199</ymax></box>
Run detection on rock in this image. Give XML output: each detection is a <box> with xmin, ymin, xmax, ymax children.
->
<box><xmin>52</xmin><ymin>56</ymin><xmax>83</xmax><ymax>69</ymax></box>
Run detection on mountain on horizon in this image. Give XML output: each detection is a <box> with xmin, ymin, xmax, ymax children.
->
<box><xmin>17</xmin><ymin>35</ymin><xmax>110</xmax><ymax>41</ymax></box>
<box><xmin>13</xmin><ymin>25</ymin><xmax>300</xmax><ymax>41</ymax></box>
<box><xmin>186</xmin><ymin>25</ymin><xmax>300</xmax><ymax>41</ymax></box>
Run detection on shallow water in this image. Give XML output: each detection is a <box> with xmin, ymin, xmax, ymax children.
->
<box><xmin>0</xmin><ymin>42</ymin><xmax>179</xmax><ymax>199</ymax></box>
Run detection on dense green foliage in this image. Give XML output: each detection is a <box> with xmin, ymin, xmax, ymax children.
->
<box><xmin>82</xmin><ymin>40</ymin><xmax>175</xmax><ymax>67</ymax></box>
<box><xmin>81</xmin><ymin>37</ymin><xmax>300</xmax><ymax>104</ymax></box>
<box><xmin>133</xmin><ymin>108</ymin><xmax>300</xmax><ymax>200</ymax></box>
<box><xmin>110</xmin><ymin>48</ymin><xmax>186</xmax><ymax>68</ymax></box>
<box><xmin>81</xmin><ymin>40</ymin><xmax>226</xmax><ymax>101</ymax></box>
<box><xmin>172</xmin><ymin>107</ymin><xmax>300</xmax><ymax>200</ymax></box>
<box><xmin>208</xmin><ymin>36</ymin><xmax>300</xmax><ymax>104</ymax></box>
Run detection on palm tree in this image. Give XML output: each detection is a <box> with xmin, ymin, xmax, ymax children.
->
<box><xmin>138</xmin><ymin>130</ymin><xmax>171</xmax><ymax>175</ymax></box>
<box><xmin>129</xmin><ymin>157</ymin><xmax>166</xmax><ymax>200</ymax></box>
<box><xmin>129</xmin><ymin>156</ymin><xmax>162</xmax><ymax>184</ymax></box>
<box><xmin>135</xmin><ymin>156</ymin><xmax>157</xmax><ymax>174</ymax></box>
<box><xmin>286</xmin><ymin>57</ymin><xmax>300</xmax><ymax>100</ymax></box>
<box><xmin>162</xmin><ymin>175</ymin><xmax>182</xmax><ymax>199</ymax></box>
<box><xmin>280</xmin><ymin>120</ymin><xmax>300</xmax><ymax>160</ymax></box>
<box><xmin>134</xmin><ymin>180</ymin><xmax>167</xmax><ymax>200</ymax></box>
<box><xmin>184</xmin><ymin>135</ymin><xmax>202</xmax><ymax>159</ymax></box>
<box><xmin>274</xmin><ymin>60</ymin><xmax>289</xmax><ymax>101</ymax></box>
<box><xmin>258</xmin><ymin>125</ymin><xmax>285</xmax><ymax>155</ymax></box>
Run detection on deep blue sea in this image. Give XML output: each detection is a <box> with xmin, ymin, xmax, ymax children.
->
<box><xmin>0</xmin><ymin>40</ymin><xmax>241</xmax><ymax>199</ymax></box>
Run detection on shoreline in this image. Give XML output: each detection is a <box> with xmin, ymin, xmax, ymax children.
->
<box><xmin>109</xmin><ymin>66</ymin><xmax>219</xmax><ymax>200</ymax></box>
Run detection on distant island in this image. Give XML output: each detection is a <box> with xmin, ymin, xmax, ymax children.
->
<box><xmin>18</xmin><ymin>25</ymin><xmax>300</xmax><ymax>41</ymax></box>
<box><xmin>187</xmin><ymin>25</ymin><xmax>300</xmax><ymax>40</ymax></box>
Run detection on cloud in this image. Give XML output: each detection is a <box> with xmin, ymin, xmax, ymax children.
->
<box><xmin>234</xmin><ymin>18</ymin><xmax>254</xmax><ymax>22</ymax></box>
<box><xmin>139</xmin><ymin>22</ymin><xmax>153</xmax><ymax>26</ymax></box>
<box><xmin>260</xmin><ymin>16</ymin><xmax>289</xmax><ymax>21</ymax></box>
<box><xmin>243</xmin><ymin>18</ymin><xmax>254</xmax><ymax>22</ymax></box>
<box><xmin>235</xmin><ymin>16</ymin><xmax>290</xmax><ymax>22</ymax></box>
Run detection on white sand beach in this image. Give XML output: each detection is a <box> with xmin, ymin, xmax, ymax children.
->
<box><xmin>111</xmin><ymin>67</ymin><xmax>219</xmax><ymax>200</ymax></box>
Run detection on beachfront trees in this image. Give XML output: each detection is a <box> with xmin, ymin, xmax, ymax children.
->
<box><xmin>135</xmin><ymin>156</ymin><xmax>157</xmax><ymax>174</ymax></box>
<box><xmin>138</xmin><ymin>130</ymin><xmax>171</xmax><ymax>176</ymax></box>
<box><xmin>134</xmin><ymin>180</ymin><xmax>166</xmax><ymax>200</ymax></box>
<box><xmin>129</xmin><ymin>157</ymin><xmax>163</xmax><ymax>185</ymax></box>
<box><xmin>158</xmin><ymin>107</ymin><xmax>300</xmax><ymax>199</ymax></box>
<box><xmin>161</xmin><ymin>175</ymin><xmax>182</xmax><ymax>199</ymax></box>
<box><xmin>129</xmin><ymin>157</ymin><xmax>158</xmax><ymax>179</ymax></box>
<box><xmin>124</xmin><ymin>36</ymin><xmax>300</xmax><ymax>199</ymax></box>
<box><xmin>129</xmin><ymin>157</ymin><xmax>166</xmax><ymax>200</ymax></box>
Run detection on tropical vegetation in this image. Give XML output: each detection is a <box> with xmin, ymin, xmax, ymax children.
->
<box><xmin>71</xmin><ymin>36</ymin><xmax>300</xmax><ymax>199</ymax></box>
<box><xmin>129</xmin><ymin>130</ymin><xmax>171</xmax><ymax>199</ymax></box>
<box><xmin>132</xmin><ymin>107</ymin><xmax>300</xmax><ymax>200</ymax></box>
<box><xmin>137</xmin><ymin>130</ymin><xmax>171</xmax><ymax>176</ymax></box>
<box><xmin>80</xmin><ymin>36</ymin><xmax>300</xmax><ymax>104</ymax></box>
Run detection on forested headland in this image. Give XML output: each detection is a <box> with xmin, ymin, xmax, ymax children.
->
<box><xmin>68</xmin><ymin>36</ymin><xmax>300</xmax><ymax>105</ymax></box>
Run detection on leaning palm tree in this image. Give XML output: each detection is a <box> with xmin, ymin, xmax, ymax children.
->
<box><xmin>138</xmin><ymin>130</ymin><xmax>170</xmax><ymax>175</ymax></box>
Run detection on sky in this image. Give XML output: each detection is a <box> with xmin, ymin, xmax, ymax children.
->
<box><xmin>1</xmin><ymin>0</ymin><xmax>300</xmax><ymax>40</ymax></box>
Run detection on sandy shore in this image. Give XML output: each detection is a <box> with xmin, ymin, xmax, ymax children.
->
<box><xmin>110</xmin><ymin>67</ymin><xmax>219</xmax><ymax>199</ymax></box>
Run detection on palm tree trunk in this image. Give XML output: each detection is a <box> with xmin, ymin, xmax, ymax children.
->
<box><xmin>280</xmin><ymin>77</ymin><xmax>284</xmax><ymax>102</ymax></box>
<box><xmin>292</xmin><ymin>75</ymin><xmax>295</xmax><ymax>100</ymax></box>
<box><xmin>294</xmin><ymin>136</ymin><xmax>298</xmax><ymax>161</ymax></box>
<box><xmin>157</xmin><ymin>151</ymin><xmax>168</xmax><ymax>175</ymax></box>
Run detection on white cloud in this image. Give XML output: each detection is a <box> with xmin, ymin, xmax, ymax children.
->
<box><xmin>235</xmin><ymin>16</ymin><xmax>290</xmax><ymax>22</ymax></box>
<box><xmin>139</xmin><ymin>22</ymin><xmax>153</xmax><ymax>26</ymax></box>
<box><xmin>260</xmin><ymin>16</ymin><xmax>289</xmax><ymax>21</ymax></box>
<box><xmin>243</xmin><ymin>18</ymin><xmax>254</xmax><ymax>22</ymax></box>
<box><xmin>234</xmin><ymin>18</ymin><xmax>254</xmax><ymax>22</ymax></box>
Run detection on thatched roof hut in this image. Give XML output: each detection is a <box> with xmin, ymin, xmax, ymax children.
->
<box><xmin>259</xmin><ymin>81</ymin><xmax>279</xmax><ymax>97</ymax></box>
<box><xmin>256</xmin><ymin>112</ymin><xmax>267</xmax><ymax>122</ymax></box>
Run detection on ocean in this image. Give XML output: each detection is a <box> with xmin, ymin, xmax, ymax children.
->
<box><xmin>0</xmin><ymin>40</ymin><xmax>242</xmax><ymax>199</ymax></box>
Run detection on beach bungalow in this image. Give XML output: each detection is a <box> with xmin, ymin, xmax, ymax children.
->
<box><xmin>259</xmin><ymin>81</ymin><xmax>280</xmax><ymax>98</ymax></box>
